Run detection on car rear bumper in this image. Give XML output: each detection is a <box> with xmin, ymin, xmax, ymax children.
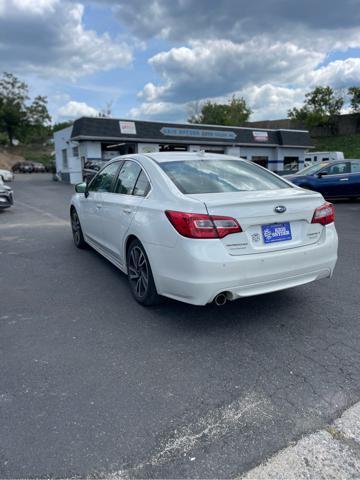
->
<box><xmin>147</xmin><ymin>223</ymin><xmax>338</xmax><ymax>305</ymax></box>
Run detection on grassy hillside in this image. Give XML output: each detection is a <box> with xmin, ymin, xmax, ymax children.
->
<box><xmin>0</xmin><ymin>144</ymin><xmax>53</xmax><ymax>169</ymax></box>
<box><xmin>312</xmin><ymin>134</ymin><xmax>360</xmax><ymax>159</ymax></box>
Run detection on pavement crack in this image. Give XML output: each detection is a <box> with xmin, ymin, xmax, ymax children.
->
<box><xmin>107</xmin><ymin>392</ymin><xmax>273</xmax><ymax>479</ymax></box>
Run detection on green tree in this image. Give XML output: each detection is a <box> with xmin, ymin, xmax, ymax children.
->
<box><xmin>288</xmin><ymin>86</ymin><xmax>344</xmax><ymax>130</ymax></box>
<box><xmin>0</xmin><ymin>72</ymin><xmax>52</xmax><ymax>145</ymax></box>
<box><xmin>0</xmin><ymin>72</ymin><xmax>29</xmax><ymax>145</ymax></box>
<box><xmin>52</xmin><ymin>120</ymin><xmax>73</xmax><ymax>133</ymax></box>
<box><xmin>348</xmin><ymin>86</ymin><xmax>360</xmax><ymax>113</ymax></box>
<box><xmin>24</xmin><ymin>95</ymin><xmax>52</xmax><ymax>143</ymax></box>
<box><xmin>188</xmin><ymin>95</ymin><xmax>251</xmax><ymax>125</ymax></box>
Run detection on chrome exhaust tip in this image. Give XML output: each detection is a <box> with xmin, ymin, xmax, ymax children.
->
<box><xmin>214</xmin><ymin>293</ymin><xmax>227</xmax><ymax>306</ymax></box>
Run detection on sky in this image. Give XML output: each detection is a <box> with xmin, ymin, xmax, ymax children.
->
<box><xmin>1</xmin><ymin>0</ymin><xmax>359</xmax><ymax>124</ymax></box>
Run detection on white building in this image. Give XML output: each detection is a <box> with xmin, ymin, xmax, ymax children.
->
<box><xmin>54</xmin><ymin>117</ymin><xmax>313</xmax><ymax>184</ymax></box>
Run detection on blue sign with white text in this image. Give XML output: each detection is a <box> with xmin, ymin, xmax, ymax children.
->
<box><xmin>160</xmin><ymin>127</ymin><xmax>237</xmax><ymax>140</ymax></box>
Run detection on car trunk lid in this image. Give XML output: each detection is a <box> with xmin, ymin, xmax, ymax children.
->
<box><xmin>189</xmin><ymin>188</ymin><xmax>326</xmax><ymax>255</ymax></box>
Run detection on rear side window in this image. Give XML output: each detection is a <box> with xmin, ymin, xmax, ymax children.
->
<box><xmin>133</xmin><ymin>170</ymin><xmax>151</xmax><ymax>196</ymax></box>
<box><xmin>351</xmin><ymin>161</ymin><xmax>360</xmax><ymax>173</ymax></box>
<box><xmin>115</xmin><ymin>161</ymin><xmax>141</xmax><ymax>195</ymax></box>
<box><xmin>160</xmin><ymin>159</ymin><xmax>288</xmax><ymax>194</ymax></box>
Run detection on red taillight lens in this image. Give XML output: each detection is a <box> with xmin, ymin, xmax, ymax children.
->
<box><xmin>311</xmin><ymin>202</ymin><xmax>335</xmax><ymax>226</ymax></box>
<box><xmin>165</xmin><ymin>211</ymin><xmax>241</xmax><ymax>239</ymax></box>
<box><xmin>211</xmin><ymin>216</ymin><xmax>242</xmax><ymax>238</ymax></box>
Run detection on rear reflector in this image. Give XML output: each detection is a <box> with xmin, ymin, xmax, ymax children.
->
<box><xmin>165</xmin><ymin>211</ymin><xmax>241</xmax><ymax>239</ymax></box>
<box><xmin>311</xmin><ymin>202</ymin><xmax>335</xmax><ymax>226</ymax></box>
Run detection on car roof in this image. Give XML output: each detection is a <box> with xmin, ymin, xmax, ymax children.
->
<box><xmin>144</xmin><ymin>151</ymin><xmax>242</xmax><ymax>163</ymax></box>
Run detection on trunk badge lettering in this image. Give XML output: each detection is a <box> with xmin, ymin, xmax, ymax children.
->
<box><xmin>274</xmin><ymin>205</ymin><xmax>286</xmax><ymax>213</ymax></box>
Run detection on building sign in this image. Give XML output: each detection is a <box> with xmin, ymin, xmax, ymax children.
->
<box><xmin>120</xmin><ymin>121</ymin><xmax>137</xmax><ymax>135</ymax></box>
<box><xmin>253</xmin><ymin>131</ymin><xmax>269</xmax><ymax>142</ymax></box>
<box><xmin>160</xmin><ymin>126</ymin><xmax>236</xmax><ymax>140</ymax></box>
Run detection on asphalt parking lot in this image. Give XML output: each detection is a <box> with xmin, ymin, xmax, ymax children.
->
<box><xmin>1</xmin><ymin>174</ymin><xmax>360</xmax><ymax>479</ymax></box>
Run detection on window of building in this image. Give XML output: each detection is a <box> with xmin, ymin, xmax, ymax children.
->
<box><xmin>72</xmin><ymin>146</ymin><xmax>79</xmax><ymax>157</ymax></box>
<box><xmin>251</xmin><ymin>156</ymin><xmax>268</xmax><ymax>168</ymax></box>
<box><xmin>159</xmin><ymin>144</ymin><xmax>187</xmax><ymax>152</ymax></box>
<box><xmin>62</xmin><ymin>149</ymin><xmax>68</xmax><ymax>169</ymax></box>
<box><xmin>204</xmin><ymin>148</ymin><xmax>225</xmax><ymax>154</ymax></box>
<box><xmin>283</xmin><ymin>156</ymin><xmax>299</xmax><ymax>171</ymax></box>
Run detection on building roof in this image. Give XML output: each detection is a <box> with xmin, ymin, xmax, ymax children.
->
<box><xmin>71</xmin><ymin>117</ymin><xmax>312</xmax><ymax>148</ymax></box>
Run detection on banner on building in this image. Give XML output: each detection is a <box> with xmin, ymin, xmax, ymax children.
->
<box><xmin>253</xmin><ymin>131</ymin><xmax>269</xmax><ymax>142</ymax></box>
<box><xmin>120</xmin><ymin>121</ymin><xmax>137</xmax><ymax>135</ymax></box>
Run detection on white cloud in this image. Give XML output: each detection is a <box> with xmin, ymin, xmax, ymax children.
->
<box><xmin>58</xmin><ymin>100</ymin><xmax>98</xmax><ymax>118</ymax></box>
<box><xmin>129</xmin><ymin>85</ymin><xmax>305</xmax><ymax>123</ymax></box>
<box><xmin>104</xmin><ymin>0</ymin><xmax>360</xmax><ymax>121</ymax></box>
<box><xmin>129</xmin><ymin>101</ymin><xmax>186</xmax><ymax>121</ymax></box>
<box><xmin>307</xmin><ymin>57</ymin><xmax>360</xmax><ymax>88</ymax></box>
<box><xmin>107</xmin><ymin>0</ymin><xmax>360</xmax><ymax>47</ymax></box>
<box><xmin>0</xmin><ymin>0</ymin><xmax>133</xmax><ymax>79</ymax></box>
<box><xmin>237</xmin><ymin>84</ymin><xmax>305</xmax><ymax>120</ymax></box>
<box><xmin>139</xmin><ymin>39</ymin><xmax>324</xmax><ymax>103</ymax></box>
<box><xmin>10</xmin><ymin>0</ymin><xmax>58</xmax><ymax>14</ymax></box>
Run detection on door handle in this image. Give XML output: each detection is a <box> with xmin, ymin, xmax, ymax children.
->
<box><xmin>96</xmin><ymin>203</ymin><xmax>102</xmax><ymax>209</ymax></box>
<box><xmin>339</xmin><ymin>178</ymin><xmax>349</xmax><ymax>181</ymax></box>
<box><xmin>123</xmin><ymin>208</ymin><xmax>132</xmax><ymax>214</ymax></box>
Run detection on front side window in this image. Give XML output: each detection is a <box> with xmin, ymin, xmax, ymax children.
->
<box><xmin>322</xmin><ymin>162</ymin><xmax>350</xmax><ymax>175</ymax></box>
<box><xmin>114</xmin><ymin>161</ymin><xmax>142</xmax><ymax>195</ymax></box>
<box><xmin>88</xmin><ymin>162</ymin><xmax>120</xmax><ymax>192</ymax></box>
<box><xmin>160</xmin><ymin>159</ymin><xmax>288</xmax><ymax>194</ymax></box>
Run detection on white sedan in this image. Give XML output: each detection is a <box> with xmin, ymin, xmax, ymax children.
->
<box><xmin>70</xmin><ymin>152</ymin><xmax>338</xmax><ymax>306</ymax></box>
<box><xmin>0</xmin><ymin>168</ymin><xmax>14</xmax><ymax>182</ymax></box>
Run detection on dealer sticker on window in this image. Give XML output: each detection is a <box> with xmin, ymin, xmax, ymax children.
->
<box><xmin>262</xmin><ymin>222</ymin><xmax>292</xmax><ymax>244</ymax></box>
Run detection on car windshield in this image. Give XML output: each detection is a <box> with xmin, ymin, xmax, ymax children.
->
<box><xmin>160</xmin><ymin>159</ymin><xmax>289</xmax><ymax>194</ymax></box>
<box><xmin>296</xmin><ymin>163</ymin><xmax>328</xmax><ymax>175</ymax></box>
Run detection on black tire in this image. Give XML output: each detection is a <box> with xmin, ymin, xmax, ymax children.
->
<box><xmin>71</xmin><ymin>208</ymin><xmax>87</xmax><ymax>249</ymax></box>
<box><xmin>127</xmin><ymin>239</ymin><xmax>161</xmax><ymax>306</ymax></box>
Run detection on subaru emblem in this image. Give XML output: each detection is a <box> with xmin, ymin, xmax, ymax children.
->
<box><xmin>274</xmin><ymin>205</ymin><xmax>286</xmax><ymax>213</ymax></box>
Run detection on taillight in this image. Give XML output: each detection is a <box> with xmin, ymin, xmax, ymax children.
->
<box><xmin>165</xmin><ymin>211</ymin><xmax>241</xmax><ymax>239</ymax></box>
<box><xmin>311</xmin><ymin>202</ymin><xmax>335</xmax><ymax>226</ymax></box>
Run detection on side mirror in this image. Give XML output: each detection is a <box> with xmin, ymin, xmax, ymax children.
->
<box><xmin>75</xmin><ymin>182</ymin><xmax>87</xmax><ymax>193</ymax></box>
<box><xmin>317</xmin><ymin>172</ymin><xmax>327</xmax><ymax>178</ymax></box>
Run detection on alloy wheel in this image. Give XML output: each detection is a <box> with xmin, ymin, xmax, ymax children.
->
<box><xmin>71</xmin><ymin>211</ymin><xmax>81</xmax><ymax>245</ymax></box>
<box><xmin>128</xmin><ymin>246</ymin><xmax>149</xmax><ymax>298</ymax></box>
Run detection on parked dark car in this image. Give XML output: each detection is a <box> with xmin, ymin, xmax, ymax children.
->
<box><xmin>12</xmin><ymin>161</ymin><xmax>34</xmax><ymax>173</ymax></box>
<box><xmin>82</xmin><ymin>160</ymin><xmax>105</xmax><ymax>183</ymax></box>
<box><xmin>32</xmin><ymin>162</ymin><xmax>46</xmax><ymax>173</ymax></box>
<box><xmin>285</xmin><ymin>160</ymin><xmax>360</xmax><ymax>198</ymax></box>
<box><xmin>0</xmin><ymin>178</ymin><xmax>13</xmax><ymax>209</ymax></box>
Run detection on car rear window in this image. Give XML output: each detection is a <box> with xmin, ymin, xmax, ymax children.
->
<box><xmin>160</xmin><ymin>159</ymin><xmax>289</xmax><ymax>194</ymax></box>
